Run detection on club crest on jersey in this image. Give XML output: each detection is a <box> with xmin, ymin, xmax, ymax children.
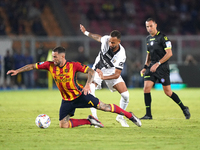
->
<box><xmin>112</xmin><ymin>59</ymin><xmax>116</xmax><ymax>63</ymax></box>
<box><xmin>65</xmin><ymin>69</ymin><xmax>68</xmax><ymax>73</ymax></box>
<box><xmin>150</xmin><ymin>41</ymin><xmax>154</xmax><ymax>46</ymax></box>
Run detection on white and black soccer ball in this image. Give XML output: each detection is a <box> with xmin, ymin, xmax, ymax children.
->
<box><xmin>35</xmin><ymin>114</ymin><xmax>51</xmax><ymax>129</ymax></box>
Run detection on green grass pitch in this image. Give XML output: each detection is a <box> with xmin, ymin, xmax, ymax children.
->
<box><xmin>0</xmin><ymin>88</ymin><xmax>200</xmax><ymax>150</ymax></box>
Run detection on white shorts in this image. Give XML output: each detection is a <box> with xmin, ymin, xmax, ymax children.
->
<box><xmin>93</xmin><ymin>71</ymin><xmax>125</xmax><ymax>92</ymax></box>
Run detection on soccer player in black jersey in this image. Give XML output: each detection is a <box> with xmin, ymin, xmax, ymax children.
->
<box><xmin>140</xmin><ymin>18</ymin><xmax>190</xmax><ymax>120</ymax></box>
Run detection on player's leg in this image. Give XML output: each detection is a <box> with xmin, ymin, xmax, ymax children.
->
<box><xmin>90</xmin><ymin>82</ymin><xmax>98</xmax><ymax>119</ymax></box>
<box><xmin>113</xmin><ymin>82</ymin><xmax>130</xmax><ymax>127</ymax></box>
<box><xmin>90</xmin><ymin>71</ymin><xmax>103</xmax><ymax>120</ymax></box>
<box><xmin>59</xmin><ymin>99</ymin><xmax>103</xmax><ymax>128</ymax></box>
<box><xmin>59</xmin><ymin>114</ymin><xmax>71</xmax><ymax>128</ymax></box>
<box><xmin>59</xmin><ymin>99</ymin><xmax>90</xmax><ymax>128</ymax></box>
<box><xmin>140</xmin><ymin>80</ymin><xmax>154</xmax><ymax>119</ymax></box>
<box><xmin>163</xmin><ymin>85</ymin><xmax>191</xmax><ymax>119</ymax></box>
<box><xmin>96</xmin><ymin>101</ymin><xmax>141</xmax><ymax>127</ymax></box>
<box><xmin>60</xmin><ymin>114</ymin><xmax>91</xmax><ymax>128</ymax></box>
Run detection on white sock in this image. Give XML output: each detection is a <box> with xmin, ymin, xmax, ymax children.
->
<box><xmin>117</xmin><ymin>91</ymin><xmax>129</xmax><ymax>119</ymax></box>
<box><xmin>90</xmin><ymin>83</ymin><xmax>98</xmax><ymax>119</ymax></box>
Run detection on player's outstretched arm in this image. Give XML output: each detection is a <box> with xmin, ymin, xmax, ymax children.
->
<box><xmin>7</xmin><ymin>64</ymin><xmax>36</xmax><ymax>76</ymax></box>
<box><xmin>80</xmin><ymin>24</ymin><xmax>102</xmax><ymax>42</ymax></box>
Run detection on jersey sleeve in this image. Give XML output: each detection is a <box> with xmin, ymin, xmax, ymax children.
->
<box><xmin>36</xmin><ymin>61</ymin><xmax>51</xmax><ymax>70</ymax></box>
<box><xmin>114</xmin><ymin>57</ymin><xmax>126</xmax><ymax>70</ymax></box>
<box><xmin>73</xmin><ymin>62</ymin><xmax>89</xmax><ymax>73</ymax></box>
<box><xmin>100</xmin><ymin>35</ymin><xmax>109</xmax><ymax>43</ymax></box>
<box><xmin>161</xmin><ymin>35</ymin><xmax>172</xmax><ymax>50</ymax></box>
<box><xmin>100</xmin><ymin>35</ymin><xmax>110</xmax><ymax>53</ymax></box>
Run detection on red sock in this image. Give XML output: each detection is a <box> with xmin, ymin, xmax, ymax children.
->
<box><xmin>110</xmin><ymin>104</ymin><xmax>132</xmax><ymax>119</ymax></box>
<box><xmin>69</xmin><ymin>118</ymin><xmax>91</xmax><ymax>128</ymax></box>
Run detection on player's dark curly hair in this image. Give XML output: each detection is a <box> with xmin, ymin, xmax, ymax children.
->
<box><xmin>110</xmin><ymin>30</ymin><xmax>121</xmax><ymax>39</ymax></box>
<box><xmin>53</xmin><ymin>46</ymin><xmax>66</xmax><ymax>54</ymax></box>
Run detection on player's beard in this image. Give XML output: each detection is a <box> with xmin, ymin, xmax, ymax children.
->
<box><xmin>54</xmin><ymin>61</ymin><xmax>60</xmax><ymax>66</ymax></box>
<box><xmin>109</xmin><ymin>45</ymin><xmax>117</xmax><ymax>50</ymax></box>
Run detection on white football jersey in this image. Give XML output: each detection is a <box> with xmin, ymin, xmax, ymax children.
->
<box><xmin>92</xmin><ymin>35</ymin><xmax>126</xmax><ymax>75</ymax></box>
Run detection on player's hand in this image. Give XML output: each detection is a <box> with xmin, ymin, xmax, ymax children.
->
<box><xmin>82</xmin><ymin>84</ymin><xmax>91</xmax><ymax>95</ymax></box>
<box><xmin>96</xmin><ymin>69</ymin><xmax>104</xmax><ymax>80</ymax></box>
<box><xmin>80</xmin><ymin>24</ymin><xmax>86</xmax><ymax>33</ymax></box>
<box><xmin>140</xmin><ymin>69</ymin><xmax>146</xmax><ymax>77</ymax></box>
<box><xmin>7</xmin><ymin>70</ymin><xmax>18</xmax><ymax>76</ymax></box>
<box><xmin>150</xmin><ymin>63</ymin><xmax>159</xmax><ymax>72</ymax></box>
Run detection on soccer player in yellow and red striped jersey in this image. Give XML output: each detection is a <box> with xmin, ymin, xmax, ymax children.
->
<box><xmin>36</xmin><ymin>60</ymin><xmax>87</xmax><ymax>101</ymax></box>
<box><xmin>7</xmin><ymin>46</ymin><xmax>141</xmax><ymax>128</ymax></box>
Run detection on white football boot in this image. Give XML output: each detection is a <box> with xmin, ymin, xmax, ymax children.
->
<box><xmin>116</xmin><ymin>115</ymin><xmax>129</xmax><ymax>127</ymax></box>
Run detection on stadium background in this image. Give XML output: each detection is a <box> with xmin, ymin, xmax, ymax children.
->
<box><xmin>0</xmin><ymin>0</ymin><xmax>200</xmax><ymax>89</ymax></box>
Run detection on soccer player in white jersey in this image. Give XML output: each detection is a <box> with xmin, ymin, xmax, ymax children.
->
<box><xmin>80</xmin><ymin>24</ymin><xmax>130</xmax><ymax>127</ymax></box>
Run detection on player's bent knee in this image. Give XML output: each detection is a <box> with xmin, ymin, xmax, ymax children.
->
<box><xmin>59</xmin><ymin>121</ymin><xmax>69</xmax><ymax>128</ymax></box>
<box><xmin>120</xmin><ymin>91</ymin><xmax>129</xmax><ymax>102</ymax></box>
<box><xmin>163</xmin><ymin>89</ymin><xmax>172</xmax><ymax>97</ymax></box>
<box><xmin>165</xmin><ymin>91</ymin><xmax>172</xmax><ymax>97</ymax></box>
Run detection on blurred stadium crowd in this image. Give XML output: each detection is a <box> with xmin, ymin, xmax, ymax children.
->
<box><xmin>1</xmin><ymin>0</ymin><xmax>200</xmax><ymax>36</ymax></box>
<box><xmin>0</xmin><ymin>0</ymin><xmax>199</xmax><ymax>89</ymax></box>
<box><xmin>64</xmin><ymin>0</ymin><xmax>200</xmax><ymax>36</ymax></box>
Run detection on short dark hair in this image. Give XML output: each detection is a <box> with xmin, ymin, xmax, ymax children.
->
<box><xmin>53</xmin><ymin>46</ymin><xmax>66</xmax><ymax>54</ymax></box>
<box><xmin>146</xmin><ymin>18</ymin><xmax>156</xmax><ymax>23</ymax></box>
<box><xmin>110</xmin><ymin>30</ymin><xmax>121</xmax><ymax>39</ymax></box>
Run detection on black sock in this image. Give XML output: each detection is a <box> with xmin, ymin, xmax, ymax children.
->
<box><xmin>144</xmin><ymin>93</ymin><xmax>152</xmax><ymax>116</ymax></box>
<box><xmin>170</xmin><ymin>92</ymin><xmax>185</xmax><ymax>110</ymax></box>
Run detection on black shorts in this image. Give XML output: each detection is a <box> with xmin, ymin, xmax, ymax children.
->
<box><xmin>59</xmin><ymin>93</ymin><xmax>100</xmax><ymax>121</ymax></box>
<box><xmin>144</xmin><ymin>63</ymin><xmax>170</xmax><ymax>86</ymax></box>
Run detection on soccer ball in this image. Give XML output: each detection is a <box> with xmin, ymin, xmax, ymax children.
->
<box><xmin>35</xmin><ymin>114</ymin><xmax>51</xmax><ymax>129</ymax></box>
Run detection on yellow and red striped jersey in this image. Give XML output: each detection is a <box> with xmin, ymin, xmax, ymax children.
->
<box><xmin>36</xmin><ymin>61</ymin><xmax>89</xmax><ymax>101</ymax></box>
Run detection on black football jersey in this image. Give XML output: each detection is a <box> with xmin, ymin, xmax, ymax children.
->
<box><xmin>146</xmin><ymin>31</ymin><xmax>172</xmax><ymax>64</ymax></box>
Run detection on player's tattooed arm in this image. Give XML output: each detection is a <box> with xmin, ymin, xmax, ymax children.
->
<box><xmin>80</xmin><ymin>24</ymin><xmax>102</xmax><ymax>42</ymax></box>
<box><xmin>97</xmin><ymin>101</ymin><xmax>111</xmax><ymax>112</ymax></box>
<box><xmin>19</xmin><ymin>64</ymin><xmax>36</xmax><ymax>72</ymax></box>
<box><xmin>88</xmin><ymin>33</ymin><xmax>102</xmax><ymax>42</ymax></box>
<box><xmin>7</xmin><ymin>64</ymin><xmax>36</xmax><ymax>76</ymax></box>
<box><xmin>86</xmin><ymin>68</ymin><xmax>95</xmax><ymax>85</ymax></box>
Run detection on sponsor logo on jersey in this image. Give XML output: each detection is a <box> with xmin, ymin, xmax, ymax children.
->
<box><xmin>150</xmin><ymin>38</ymin><xmax>155</xmax><ymax>41</ymax></box>
<box><xmin>119</xmin><ymin>62</ymin><xmax>124</xmax><ymax>67</ymax></box>
<box><xmin>164</xmin><ymin>36</ymin><xmax>168</xmax><ymax>41</ymax></box>
<box><xmin>39</xmin><ymin>62</ymin><xmax>44</xmax><ymax>65</ymax></box>
<box><xmin>55</xmin><ymin>77</ymin><xmax>71</xmax><ymax>83</ymax></box>
<box><xmin>106</xmin><ymin>53</ymin><xmax>112</xmax><ymax>59</ymax></box>
<box><xmin>150</xmin><ymin>41</ymin><xmax>154</xmax><ymax>46</ymax></box>
<box><xmin>58</xmin><ymin>74</ymin><xmax>64</xmax><ymax>77</ymax></box>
